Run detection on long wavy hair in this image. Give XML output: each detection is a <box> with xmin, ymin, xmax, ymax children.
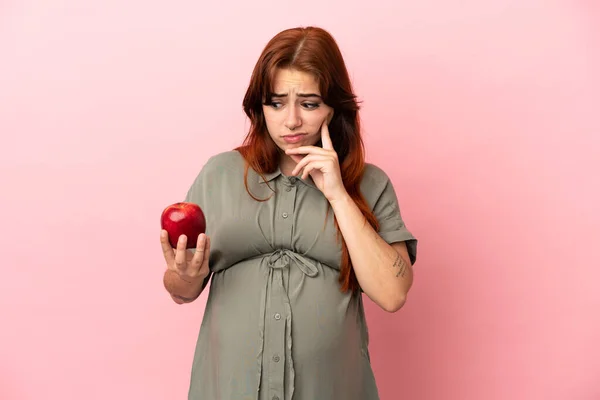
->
<box><xmin>234</xmin><ymin>26</ymin><xmax>379</xmax><ymax>294</ymax></box>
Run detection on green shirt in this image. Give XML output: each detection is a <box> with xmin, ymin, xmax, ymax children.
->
<box><xmin>184</xmin><ymin>150</ymin><xmax>417</xmax><ymax>400</ymax></box>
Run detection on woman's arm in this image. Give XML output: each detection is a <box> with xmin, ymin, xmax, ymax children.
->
<box><xmin>330</xmin><ymin>194</ymin><xmax>413</xmax><ymax>312</ymax></box>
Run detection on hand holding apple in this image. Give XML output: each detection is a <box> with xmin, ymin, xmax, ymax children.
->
<box><xmin>160</xmin><ymin>229</ymin><xmax>210</xmax><ymax>283</ymax></box>
<box><xmin>160</xmin><ymin>202</ymin><xmax>210</xmax><ymax>283</ymax></box>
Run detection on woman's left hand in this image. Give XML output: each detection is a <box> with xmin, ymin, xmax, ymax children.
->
<box><xmin>285</xmin><ymin>117</ymin><xmax>348</xmax><ymax>203</ymax></box>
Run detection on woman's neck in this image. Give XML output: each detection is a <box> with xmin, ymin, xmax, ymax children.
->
<box><xmin>279</xmin><ymin>154</ymin><xmax>297</xmax><ymax>177</ymax></box>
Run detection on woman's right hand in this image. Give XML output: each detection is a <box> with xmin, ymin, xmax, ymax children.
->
<box><xmin>160</xmin><ymin>230</ymin><xmax>211</xmax><ymax>284</ymax></box>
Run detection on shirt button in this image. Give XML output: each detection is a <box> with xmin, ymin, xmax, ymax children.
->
<box><xmin>289</xmin><ymin>177</ymin><xmax>297</xmax><ymax>184</ymax></box>
<box><xmin>274</xmin><ymin>313</ymin><xmax>281</xmax><ymax>320</ymax></box>
<box><xmin>282</xmin><ymin>212</ymin><xmax>288</xmax><ymax>218</ymax></box>
<box><xmin>273</xmin><ymin>355</ymin><xmax>280</xmax><ymax>362</ymax></box>
<box><xmin>273</xmin><ymin>396</ymin><xmax>280</xmax><ymax>400</ymax></box>
<box><xmin>285</xmin><ymin>187</ymin><xmax>292</xmax><ymax>192</ymax></box>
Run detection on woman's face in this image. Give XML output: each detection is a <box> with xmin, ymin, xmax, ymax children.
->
<box><xmin>263</xmin><ymin>68</ymin><xmax>333</xmax><ymax>156</ymax></box>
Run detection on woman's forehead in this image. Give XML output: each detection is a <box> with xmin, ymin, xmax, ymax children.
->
<box><xmin>270</xmin><ymin>68</ymin><xmax>320</xmax><ymax>94</ymax></box>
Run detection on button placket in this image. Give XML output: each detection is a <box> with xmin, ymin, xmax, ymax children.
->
<box><xmin>268</xmin><ymin>274</ymin><xmax>285</xmax><ymax>399</ymax></box>
<box><xmin>266</xmin><ymin>176</ymin><xmax>299</xmax><ymax>400</ymax></box>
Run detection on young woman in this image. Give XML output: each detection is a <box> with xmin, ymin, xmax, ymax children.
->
<box><xmin>160</xmin><ymin>26</ymin><xmax>418</xmax><ymax>400</ymax></box>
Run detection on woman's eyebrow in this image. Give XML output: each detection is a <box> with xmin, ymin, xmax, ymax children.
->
<box><xmin>271</xmin><ymin>93</ymin><xmax>322</xmax><ymax>98</ymax></box>
<box><xmin>298</xmin><ymin>93</ymin><xmax>322</xmax><ymax>98</ymax></box>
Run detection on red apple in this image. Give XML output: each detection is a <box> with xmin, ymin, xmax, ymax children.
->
<box><xmin>160</xmin><ymin>202</ymin><xmax>206</xmax><ymax>249</ymax></box>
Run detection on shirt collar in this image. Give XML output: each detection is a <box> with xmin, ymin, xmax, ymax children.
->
<box><xmin>257</xmin><ymin>166</ymin><xmax>318</xmax><ymax>190</ymax></box>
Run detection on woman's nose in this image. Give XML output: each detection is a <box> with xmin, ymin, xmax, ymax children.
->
<box><xmin>284</xmin><ymin>106</ymin><xmax>302</xmax><ymax>130</ymax></box>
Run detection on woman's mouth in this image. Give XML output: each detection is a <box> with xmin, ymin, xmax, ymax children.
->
<box><xmin>283</xmin><ymin>134</ymin><xmax>306</xmax><ymax>143</ymax></box>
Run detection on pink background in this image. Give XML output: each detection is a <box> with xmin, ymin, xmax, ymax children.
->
<box><xmin>1</xmin><ymin>1</ymin><xmax>599</xmax><ymax>399</ymax></box>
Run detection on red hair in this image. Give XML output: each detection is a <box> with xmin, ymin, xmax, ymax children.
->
<box><xmin>234</xmin><ymin>26</ymin><xmax>379</xmax><ymax>294</ymax></box>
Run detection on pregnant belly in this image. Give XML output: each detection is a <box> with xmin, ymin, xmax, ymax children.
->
<box><xmin>204</xmin><ymin>257</ymin><xmax>367</xmax><ymax>367</ymax></box>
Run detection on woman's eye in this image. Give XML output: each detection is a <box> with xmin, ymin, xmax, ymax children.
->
<box><xmin>270</xmin><ymin>102</ymin><xmax>283</xmax><ymax>109</ymax></box>
<box><xmin>302</xmin><ymin>102</ymin><xmax>320</xmax><ymax>110</ymax></box>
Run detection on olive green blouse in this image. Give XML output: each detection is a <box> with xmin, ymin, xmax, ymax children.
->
<box><xmin>184</xmin><ymin>150</ymin><xmax>417</xmax><ymax>400</ymax></box>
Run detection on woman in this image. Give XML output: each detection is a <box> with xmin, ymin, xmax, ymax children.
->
<box><xmin>160</xmin><ymin>26</ymin><xmax>418</xmax><ymax>400</ymax></box>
